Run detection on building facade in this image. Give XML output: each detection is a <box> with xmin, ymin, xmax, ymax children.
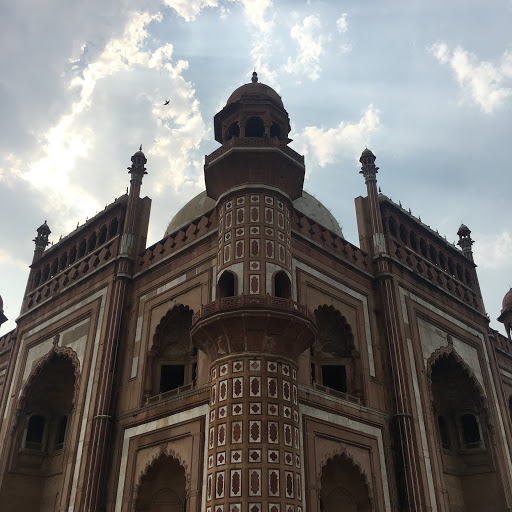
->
<box><xmin>1</xmin><ymin>73</ymin><xmax>512</xmax><ymax>512</ymax></box>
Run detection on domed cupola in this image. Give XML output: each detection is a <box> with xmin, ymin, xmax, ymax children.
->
<box><xmin>498</xmin><ymin>288</ymin><xmax>512</xmax><ymax>340</ymax></box>
<box><xmin>205</xmin><ymin>72</ymin><xmax>305</xmax><ymax>201</ymax></box>
<box><xmin>214</xmin><ymin>72</ymin><xmax>291</xmax><ymax>144</ymax></box>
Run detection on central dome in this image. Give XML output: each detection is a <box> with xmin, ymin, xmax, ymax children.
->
<box><xmin>165</xmin><ymin>190</ymin><xmax>343</xmax><ymax>238</ymax></box>
<box><xmin>226</xmin><ymin>82</ymin><xmax>284</xmax><ymax>108</ymax></box>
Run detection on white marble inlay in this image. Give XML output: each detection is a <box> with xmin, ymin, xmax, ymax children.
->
<box><xmin>300</xmin><ymin>404</ymin><xmax>391</xmax><ymax>512</ymax></box>
<box><xmin>292</xmin><ymin>260</ymin><xmax>375</xmax><ymax>377</ymax></box>
<box><xmin>114</xmin><ymin>404</ymin><xmax>209</xmax><ymax>512</ymax></box>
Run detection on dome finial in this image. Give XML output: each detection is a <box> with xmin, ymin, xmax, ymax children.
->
<box><xmin>251</xmin><ymin>71</ymin><xmax>258</xmax><ymax>83</ymax></box>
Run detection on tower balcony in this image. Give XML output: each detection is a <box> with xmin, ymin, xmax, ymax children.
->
<box><xmin>204</xmin><ymin>137</ymin><xmax>305</xmax><ymax>200</ymax></box>
<box><xmin>190</xmin><ymin>295</ymin><xmax>316</xmax><ymax>361</ymax></box>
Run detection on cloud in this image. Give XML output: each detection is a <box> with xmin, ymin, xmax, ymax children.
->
<box><xmin>336</xmin><ymin>14</ymin><xmax>348</xmax><ymax>33</ymax></box>
<box><xmin>291</xmin><ymin>105</ymin><xmax>381</xmax><ymax>169</ymax></box>
<box><xmin>429</xmin><ymin>42</ymin><xmax>512</xmax><ymax>113</ymax></box>
<box><xmin>10</xmin><ymin>11</ymin><xmax>207</xmax><ymax>241</ymax></box>
<box><xmin>285</xmin><ymin>15</ymin><xmax>327</xmax><ymax>81</ymax></box>
<box><xmin>474</xmin><ymin>231</ymin><xmax>512</xmax><ymax>270</ymax></box>
<box><xmin>0</xmin><ymin>249</ymin><xmax>28</xmax><ymax>272</ymax></box>
<box><xmin>163</xmin><ymin>0</ymin><xmax>219</xmax><ymax>21</ymax></box>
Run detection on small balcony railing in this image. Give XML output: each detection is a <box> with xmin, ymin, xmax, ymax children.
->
<box><xmin>192</xmin><ymin>295</ymin><xmax>315</xmax><ymax>325</ymax></box>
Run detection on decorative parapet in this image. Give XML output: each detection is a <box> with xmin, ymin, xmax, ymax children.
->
<box><xmin>137</xmin><ymin>209</ymin><xmax>217</xmax><ymax>271</ymax></box>
<box><xmin>0</xmin><ymin>329</ymin><xmax>16</xmax><ymax>353</ymax></box>
<box><xmin>490</xmin><ymin>328</ymin><xmax>512</xmax><ymax>357</ymax></box>
<box><xmin>24</xmin><ymin>236</ymin><xmax>120</xmax><ymax>311</ymax></box>
<box><xmin>291</xmin><ymin>210</ymin><xmax>369</xmax><ymax>273</ymax></box>
<box><xmin>204</xmin><ymin>137</ymin><xmax>304</xmax><ymax>167</ymax></box>
<box><xmin>192</xmin><ymin>295</ymin><xmax>315</xmax><ymax>325</ymax></box>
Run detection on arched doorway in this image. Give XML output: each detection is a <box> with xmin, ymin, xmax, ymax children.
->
<box><xmin>320</xmin><ymin>453</ymin><xmax>372</xmax><ymax>512</ymax></box>
<box><xmin>135</xmin><ymin>454</ymin><xmax>186</xmax><ymax>512</ymax></box>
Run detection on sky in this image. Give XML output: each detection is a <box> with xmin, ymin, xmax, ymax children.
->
<box><xmin>1</xmin><ymin>0</ymin><xmax>511</xmax><ymax>336</ymax></box>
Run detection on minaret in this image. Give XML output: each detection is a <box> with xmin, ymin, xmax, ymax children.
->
<box><xmin>83</xmin><ymin>147</ymin><xmax>148</xmax><ymax>511</ymax></box>
<box><xmin>457</xmin><ymin>223</ymin><xmax>474</xmax><ymax>261</ymax></box>
<box><xmin>191</xmin><ymin>73</ymin><xmax>316</xmax><ymax>512</ymax></box>
<box><xmin>498</xmin><ymin>289</ymin><xmax>512</xmax><ymax>340</ymax></box>
<box><xmin>32</xmin><ymin>220</ymin><xmax>51</xmax><ymax>263</ymax></box>
<box><xmin>358</xmin><ymin>149</ymin><xmax>424</xmax><ymax>511</ymax></box>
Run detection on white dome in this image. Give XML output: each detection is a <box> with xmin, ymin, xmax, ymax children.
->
<box><xmin>165</xmin><ymin>190</ymin><xmax>343</xmax><ymax>238</ymax></box>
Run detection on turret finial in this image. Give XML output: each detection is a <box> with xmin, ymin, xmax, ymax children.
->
<box><xmin>251</xmin><ymin>71</ymin><xmax>258</xmax><ymax>83</ymax></box>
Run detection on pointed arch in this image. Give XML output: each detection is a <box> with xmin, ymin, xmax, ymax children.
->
<box><xmin>132</xmin><ymin>449</ymin><xmax>189</xmax><ymax>512</ymax></box>
<box><xmin>318</xmin><ymin>449</ymin><xmax>374</xmax><ymax>512</ymax></box>
<box><xmin>13</xmin><ymin>342</ymin><xmax>81</xmax><ymax>430</ymax></box>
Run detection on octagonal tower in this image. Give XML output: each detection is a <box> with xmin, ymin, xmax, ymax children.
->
<box><xmin>191</xmin><ymin>73</ymin><xmax>316</xmax><ymax>512</ymax></box>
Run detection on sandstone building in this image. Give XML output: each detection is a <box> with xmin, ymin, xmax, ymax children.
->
<box><xmin>1</xmin><ymin>73</ymin><xmax>512</xmax><ymax>512</ymax></box>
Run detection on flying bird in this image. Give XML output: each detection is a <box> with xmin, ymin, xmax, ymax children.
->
<box><xmin>163</xmin><ymin>100</ymin><xmax>170</xmax><ymax>105</ymax></box>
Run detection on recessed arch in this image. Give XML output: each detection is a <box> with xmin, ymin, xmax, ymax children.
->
<box><xmin>217</xmin><ymin>270</ymin><xmax>236</xmax><ymax>298</ymax></box>
<box><xmin>273</xmin><ymin>270</ymin><xmax>291</xmax><ymax>299</ymax></box>
<box><xmin>245</xmin><ymin>116</ymin><xmax>264</xmax><ymax>137</ymax></box>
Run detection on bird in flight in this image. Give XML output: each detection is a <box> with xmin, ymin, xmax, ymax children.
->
<box><xmin>163</xmin><ymin>100</ymin><xmax>170</xmax><ymax>105</ymax></box>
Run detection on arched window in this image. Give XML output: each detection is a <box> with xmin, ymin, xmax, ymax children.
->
<box><xmin>25</xmin><ymin>414</ymin><xmax>46</xmax><ymax>450</ymax></box>
<box><xmin>456</xmin><ymin>263</ymin><xmax>463</xmax><ymax>282</ymax></box>
<box><xmin>42</xmin><ymin>264</ymin><xmax>50</xmax><ymax>282</ymax></box>
<box><xmin>429</xmin><ymin>245</ymin><xmax>437</xmax><ymax>264</ymax></box>
<box><xmin>409</xmin><ymin>231</ymin><xmax>418</xmax><ymax>252</ymax></box>
<box><xmin>51</xmin><ymin>258</ymin><xmax>58</xmax><ymax>277</ymax></box>
<box><xmin>217</xmin><ymin>271</ymin><xmax>236</xmax><ymax>298</ymax></box>
<box><xmin>69</xmin><ymin>245</ymin><xmax>77</xmax><ymax>264</ymax></box>
<box><xmin>399</xmin><ymin>224</ymin><xmax>408</xmax><ymax>244</ymax></box>
<box><xmin>438</xmin><ymin>251</ymin><xmax>446</xmax><ymax>270</ymax></box>
<box><xmin>274</xmin><ymin>271</ymin><xmax>291</xmax><ymax>299</ymax></box>
<box><xmin>98</xmin><ymin>224</ymin><xmax>107</xmax><ymax>245</ymax></box>
<box><xmin>109</xmin><ymin>217</ymin><xmax>119</xmax><ymax>238</ymax></box>
<box><xmin>270</xmin><ymin>122</ymin><xmax>281</xmax><ymax>138</ymax></box>
<box><xmin>226</xmin><ymin>121</ymin><xmax>240</xmax><ymax>140</ymax></box>
<box><xmin>78</xmin><ymin>239</ymin><xmax>86</xmax><ymax>258</ymax></box>
<box><xmin>146</xmin><ymin>306</ymin><xmax>196</xmax><ymax>399</ymax></box>
<box><xmin>461</xmin><ymin>414</ymin><xmax>481</xmax><ymax>447</ymax></box>
<box><xmin>55</xmin><ymin>415</ymin><xmax>68</xmax><ymax>450</ymax></box>
<box><xmin>448</xmin><ymin>258</ymin><xmax>455</xmax><ymax>276</ymax></box>
<box><xmin>88</xmin><ymin>232</ymin><xmax>97</xmax><ymax>252</ymax></box>
<box><xmin>388</xmin><ymin>217</ymin><xmax>397</xmax><ymax>237</ymax></box>
<box><xmin>60</xmin><ymin>252</ymin><xmax>68</xmax><ymax>271</ymax></box>
<box><xmin>245</xmin><ymin>116</ymin><xmax>264</xmax><ymax>137</ymax></box>
<box><xmin>420</xmin><ymin>238</ymin><xmax>428</xmax><ymax>258</ymax></box>
<box><xmin>33</xmin><ymin>269</ymin><xmax>41</xmax><ymax>288</ymax></box>
<box><xmin>313</xmin><ymin>306</ymin><xmax>360</xmax><ymax>397</ymax></box>
<box><xmin>464</xmin><ymin>269</ymin><xmax>472</xmax><ymax>287</ymax></box>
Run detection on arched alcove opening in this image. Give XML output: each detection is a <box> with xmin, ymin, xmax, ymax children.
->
<box><xmin>88</xmin><ymin>232</ymin><xmax>97</xmax><ymax>252</ymax></box>
<box><xmin>388</xmin><ymin>217</ymin><xmax>397</xmax><ymax>237</ymax></box>
<box><xmin>217</xmin><ymin>271</ymin><xmax>236</xmax><ymax>298</ymax></box>
<box><xmin>270</xmin><ymin>121</ymin><xmax>281</xmax><ymax>138</ymax></box>
<box><xmin>320</xmin><ymin>454</ymin><xmax>372</xmax><ymax>512</ymax></box>
<box><xmin>59</xmin><ymin>252</ymin><xmax>68</xmax><ymax>271</ymax></box>
<box><xmin>78</xmin><ymin>239</ymin><xmax>86</xmax><ymax>259</ymax></box>
<box><xmin>438</xmin><ymin>251</ymin><xmax>446</xmax><ymax>270</ymax></box>
<box><xmin>245</xmin><ymin>116</ymin><xmax>264</xmax><ymax>137</ymax></box>
<box><xmin>226</xmin><ymin>121</ymin><xmax>240</xmax><ymax>140</ymax></box>
<box><xmin>69</xmin><ymin>245</ymin><xmax>77</xmax><ymax>264</ymax></box>
<box><xmin>274</xmin><ymin>270</ymin><xmax>291</xmax><ymax>299</ymax></box>
<box><xmin>409</xmin><ymin>231</ymin><xmax>418</xmax><ymax>252</ymax></box>
<box><xmin>135</xmin><ymin>455</ymin><xmax>186</xmax><ymax>512</ymax></box>
<box><xmin>98</xmin><ymin>224</ymin><xmax>108</xmax><ymax>245</ymax></box>
<box><xmin>430</xmin><ymin>352</ymin><xmax>507</xmax><ymax>511</ymax></box>
<box><xmin>312</xmin><ymin>306</ymin><xmax>361</xmax><ymax>398</ymax></box>
<box><xmin>146</xmin><ymin>306</ymin><xmax>196</xmax><ymax>400</ymax></box>
<box><xmin>0</xmin><ymin>353</ymin><xmax>77</xmax><ymax>511</ymax></box>
<box><xmin>109</xmin><ymin>217</ymin><xmax>119</xmax><ymax>238</ymax></box>
<box><xmin>399</xmin><ymin>224</ymin><xmax>407</xmax><ymax>244</ymax></box>
<box><xmin>50</xmin><ymin>258</ymin><xmax>58</xmax><ymax>277</ymax></box>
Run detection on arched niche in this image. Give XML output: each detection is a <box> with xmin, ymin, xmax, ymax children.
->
<box><xmin>245</xmin><ymin>116</ymin><xmax>264</xmax><ymax>137</ymax></box>
<box><xmin>134</xmin><ymin>453</ymin><xmax>187</xmax><ymax>512</ymax></box>
<box><xmin>217</xmin><ymin>270</ymin><xmax>236</xmax><ymax>298</ymax></box>
<box><xmin>273</xmin><ymin>270</ymin><xmax>291</xmax><ymax>299</ymax></box>
<box><xmin>145</xmin><ymin>305</ymin><xmax>196</xmax><ymax>400</ymax></box>
<box><xmin>311</xmin><ymin>305</ymin><xmax>362</xmax><ymax>398</ymax></box>
<box><xmin>319</xmin><ymin>453</ymin><xmax>372</xmax><ymax>512</ymax></box>
<box><xmin>428</xmin><ymin>350</ymin><xmax>507</xmax><ymax>511</ymax></box>
<box><xmin>0</xmin><ymin>349</ymin><xmax>79</xmax><ymax>511</ymax></box>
